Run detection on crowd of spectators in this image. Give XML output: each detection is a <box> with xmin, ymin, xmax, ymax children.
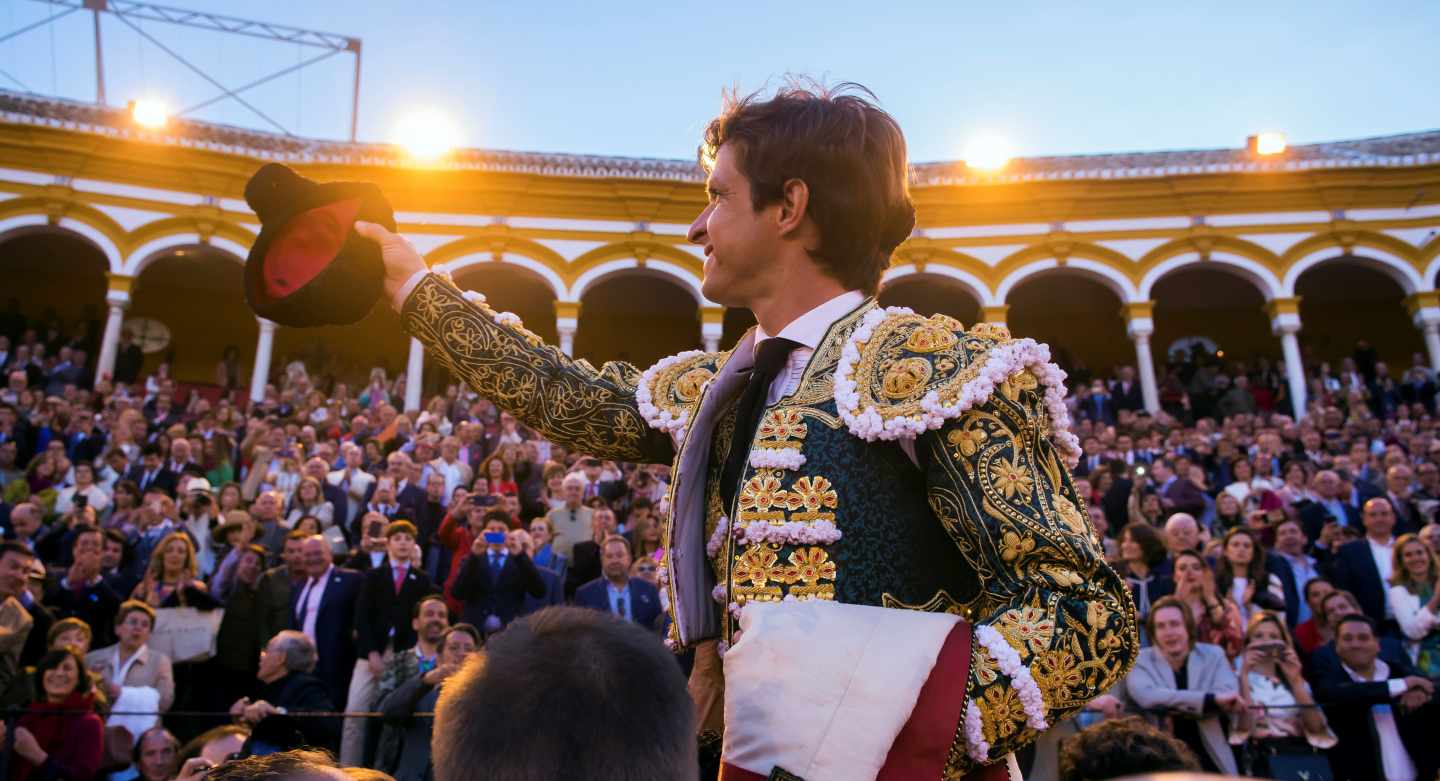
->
<box><xmin>3</xmin><ymin>308</ymin><xmax>1440</xmax><ymax>781</ymax></box>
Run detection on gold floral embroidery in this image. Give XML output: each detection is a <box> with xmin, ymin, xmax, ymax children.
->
<box><xmin>947</xmin><ymin>427</ymin><xmax>987</xmax><ymax>459</ymax></box>
<box><xmin>784</xmin><ymin>547</ymin><xmax>837</xmax><ymax>585</ymax></box>
<box><xmin>785</xmin><ymin>476</ymin><xmax>838</xmax><ymax>517</ymax></box>
<box><xmin>968</xmin><ymin>322</ymin><xmax>1011</xmax><ymax>340</ymax></box>
<box><xmin>1052</xmin><ymin>494</ymin><xmax>1087</xmax><ymax>535</ymax></box>
<box><xmin>998</xmin><ymin>369</ymin><xmax>1039</xmax><ymax>401</ymax></box>
<box><xmin>676</xmin><ymin>367</ymin><xmax>713</xmax><ymax>402</ymax></box>
<box><xmin>738</xmin><ymin>474</ymin><xmax>787</xmax><ymax>513</ymax></box>
<box><xmin>999</xmin><ymin>530</ymin><xmax>1036</xmax><ymax>565</ymax></box>
<box><xmin>904</xmin><ymin>323</ymin><xmax>959</xmax><ymax>353</ymax></box>
<box><xmin>997</xmin><ymin>606</ymin><xmax>1056</xmax><ymax>654</ymax></box>
<box><xmin>881</xmin><ymin>357</ymin><xmax>934</xmax><ymax>400</ymax></box>
<box><xmin>977</xmin><ymin>686</ymin><xmax>1029</xmax><ymax>745</ymax></box>
<box><xmin>990</xmin><ymin>458</ymin><xmax>1034</xmax><ymax>500</ymax></box>
<box><xmin>732</xmin><ymin>544</ymin><xmax>785</xmax><ymax>603</ymax></box>
<box><xmin>971</xmin><ymin>647</ymin><xmax>1000</xmax><ymax>686</ymax></box>
<box><xmin>1032</xmin><ymin>648</ymin><xmax>1084</xmax><ymax>701</ymax></box>
<box><xmin>1040</xmin><ymin>565</ymin><xmax>1084</xmax><ymax>588</ymax></box>
<box><xmin>757</xmin><ymin>408</ymin><xmax>807</xmax><ymax>442</ymax></box>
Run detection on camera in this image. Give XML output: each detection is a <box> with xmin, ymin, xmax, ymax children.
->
<box><xmin>74</xmin><ymin>494</ymin><xmax>88</xmax><ymax>509</ymax></box>
<box><xmin>482</xmin><ymin>531</ymin><xmax>507</xmax><ymax>545</ymax></box>
<box><xmin>366</xmin><ymin>520</ymin><xmax>385</xmax><ymax>538</ymax></box>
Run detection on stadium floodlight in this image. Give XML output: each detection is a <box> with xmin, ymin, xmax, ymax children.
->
<box><xmin>1248</xmin><ymin>131</ymin><xmax>1287</xmax><ymax>156</ymax></box>
<box><xmin>130</xmin><ymin>98</ymin><xmax>169</xmax><ymax>129</ymax></box>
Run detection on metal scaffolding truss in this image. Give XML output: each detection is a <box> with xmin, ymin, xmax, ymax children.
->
<box><xmin>5</xmin><ymin>0</ymin><xmax>363</xmax><ymax>139</ymax></box>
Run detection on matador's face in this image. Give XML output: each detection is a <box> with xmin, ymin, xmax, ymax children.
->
<box><xmin>690</xmin><ymin>143</ymin><xmax>781</xmax><ymax>309</ymax></box>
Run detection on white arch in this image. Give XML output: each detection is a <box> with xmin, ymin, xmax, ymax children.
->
<box><xmin>122</xmin><ymin>232</ymin><xmax>247</xmax><ymax>277</ymax></box>
<box><xmin>436</xmin><ymin>253</ymin><xmax>566</xmax><ymax>300</ymax></box>
<box><xmin>0</xmin><ymin>215</ymin><xmax>123</xmax><ymax>273</ymax></box>
<box><xmin>1425</xmin><ymin>255</ymin><xmax>1440</xmax><ymax>290</ymax></box>
<box><xmin>997</xmin><ymin>258</ymin><xmax>1140</xmax><ymax>304</ymax></box>
<box><xmin>567</xmin><ymin>258</ymin><xmax>709</xmax><ymax>305</ymax></box>
<box><xmin>1282</xmin><ymin>247</ymin><xmax>1424</xmax><ymax>296</ymax></box>
<box><xmin>882</xmin><ymin>264</ymin><xmax>998</xmax><ymax>306</ymax></box>
<box><xmin>1137</xmin><ymin>251</ymin><xmax>1283</xmax><ymax>301</ymax></box>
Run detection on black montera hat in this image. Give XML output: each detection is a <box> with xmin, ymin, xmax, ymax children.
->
<box><xmin>243</xmin><ymin>163</ymin><xmax>396</xmax><ymax>327</ymax></box>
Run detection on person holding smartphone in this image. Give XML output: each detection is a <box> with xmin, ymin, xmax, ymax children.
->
<box><xmin>1231</xmin><ymin>612</ymin><xmax>1335</xmax><ymax>777</ymax></box>
<box><xmin>449</xmin><ymin>512</ymin><xmax>545</xmax><ymax>637</ymax></box>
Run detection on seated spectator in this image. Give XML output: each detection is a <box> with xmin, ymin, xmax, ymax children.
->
<box><xmin>573</xmin><ymin>535</ymin><xmax>662</xmax><ymax>630</ymax></box>
<box><xmin>232</xmin><ymin>630</ymin><xmax>339</xmax><ymax>754</ymax></box>
<box><xmin>1388</xmin><ymin>532</ymin><xmax>1440</xmax><ymax>678</ymax></box>
<box><xmin>449</xmin><ymin>513</ymin><xmax>544</xmax><ymax>636</ymax></box>
<box><xmin>1269</xmin><ymin>517</ymin><xmax>1321</xmax><ymax>627</ymax></box>
<box><xmin>1161</xmin><ymin>512</ymin><xmax>1201</xmax><ymax>559</ymax></box>
<box><xmin>285</xmin><ymin>478</ymin><xmax>334</xmax><ymax>533</ymax></box>
<box><xmin>432</xmin><ymin>607</ymin><xmax>696</xmax><ymax>781</ymax></box>
<box><xmin>89</xmin><ymin>602</ymin><xmax>174</xmax><ymax>747</ymax></box>
<box><xmin>1117</xmin><ymin>522</ymin><xmax>1172</xmax><ymax>622</ymax></box>
<box><xmin>1123</xmin><ymin>595</ymin><xmax>1244</xmax><ymax>775</ymax></box>
<box><xmin>178</xmin><ymin>724</ymin><xmax>250</xmax><ymax>766</ymax></box>
<box><xmin>1231</xmin><ymin>612</ymin><xmax>1336</xmax><ymax>776</ymax></box>
<box><xmin>126</xmin><ymin>726</ymin><xmax>181</xmax><ymax>781</ymax></box>
<box><xmin>1316</xmin><ymin>614</ymin><xmax>1438</xmax><ymax>781</ymax></box>
<box><xmin>1215</xmin><ymin>527</ymin><xmax>1286</xmax><ymax>626</ymax></box>
<box><xmin>1169</xmin><ymin>550</ymin><xmax>1244</xmax><ymax>660</ymax></box>
<box><xmin>1293</xmin><ymin>577</ymin><xmax>1335</xmax><ymax>655</ymax></box>
<box><xmin>1057</xmin><ymin>716</ymin><xmax>1200</xmax><ymax>781</ymax></box>
<box><xmin>4</xmin><ymin>648</ymin><xmax>105</xmax><ymax>781</ymax></box>
<box><xmin>54</xmin><ymin>463</ymin><xmax>110</xmax><ymax>517</ymax></box>
<box><xmin>376</xmin><ymin>623</ymin><xmax>481</xmax><ymax>781</ymax></box>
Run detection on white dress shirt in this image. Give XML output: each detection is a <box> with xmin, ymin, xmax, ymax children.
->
<box><xmin>1367</xmin><ymin>536</ymin><xmax>1397</xmax><ymax>618</ymax></box>
<box><xmin>295</xmin><ymin>566</ymin><xmax>333</xmax><ymax>642</ymax></box>
<box><xmin>1343</xmin><ymin>659</ymin><xmax>1416</xmax><ymax>781</ymax></box>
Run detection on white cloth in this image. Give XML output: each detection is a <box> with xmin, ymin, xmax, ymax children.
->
<box><xmin>1343</xmin><ymin>659</ymin><xmax>1416</xmax><ymax>781</ymax></box>
<box><xmin>295</xmin><ymin>566</ymin><xmax>333</xmax><ymax>642</ymax></box>
<box><xmin>1389</xmin><ymin>584</ymin><xmax>1440</xmax><ymax>641</ymax></box>
<box><xmin>109</xmin><ymin>686</ymin><xmax>161</xmax><ymax>745</ymax></box>
<box><xmin>1367</xmin><ymin>536</ymin><xmax>1397</xmax><ymax>618</ymax></box>
<box><xmin>722</xmin><ymin>599</ymin><xmax>959</xmax><ymax>781</ymax></box>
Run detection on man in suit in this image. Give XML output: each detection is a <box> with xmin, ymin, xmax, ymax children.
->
<box><xmin>574</xmin><ymin>535</ymin><xmax>663</xmax><ymax>630</ymax></box>
<box><xmin>46</xmin><ymin>526</ymin><xmax>123</xmax><ymax>648</ymax></box>
<box><xmin>1315</xmin><ymin>614</ymin><xmax>1437</xmax><ymax>781</ymax></box>
<box><xmin>43</xmin><ymin>345</ymin><xmax>83</xmax><ymax>396</ymax></box>
<box><xmin>64</xmin><ymin>407</ymin><xmax>105</xmax><ymax>465</ymax></box>
<box><xmin>449</xmin><ymin>514</ymin><xmax>545</xmax><ymax>635</ymax></box>
<box><xmin>364</xmin><ymin>452</ymin><xmax>426</xmax><ymax>519</ymax></box>
<box><xmin>125</xmin><ymin>444</ymin><xmax>176</xmax><ymax>496</ymax></box>
<box><xmin>1152</xmin><ymin>458</ymin><xmax>1205</xmax><ymax>519</ymax></box>
<box><xmin>289</xmin><ymin>535</ymin><xmax>364</xmax><ymax>710</ymax></box>
<box><xmin>1122</xmin><ymin>596</ymin><xmax>1244</xmax><ymax>776</ymax></box>
<box><xmin>516</xmin><ymin>529</ymin><xmax>564</xmax><ymax>618</ymax></box>
<box><xmin>564</xmin><ymin>507</ymin><xmax>618</xmax><ymax>600</ymax></box>
<box><xmin>1300</xmin><ymin>469</ymin><xmax>1362</xmax><ymax>544</ymax></box>
<box><xmin>1310</xmin><ymin>589</ymin><xmax>1408</xmax><ymax>680</ymax></box>
<box><xmin>340</xmin><ymin>520</ymin><xmax>435</xmax><ymax>766</ymax></box>
<box><xmin>1384</xmin><ymin>464</ymin><xmax>1423</xmax><ymax>536</ymax></box>
<box><xmin>1110</xmin><ymin>366</ymin><xmax>1145</xmax><ymax>412</ymax></box>
<box><xmin>1079</xmin><ymin>380</ymin><xmax>1118</xmax><ymax>427</ymax></box>
<box><xmin>1331</xmin><ymin>497</ymin><xmax>1402</xmax><ymax>629</ymax></box>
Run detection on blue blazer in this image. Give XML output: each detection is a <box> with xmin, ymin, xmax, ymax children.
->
<box><xmin>1330</xmin><ymin>539</ymin><xmax>1390</xmax><ymax>626</ymax></box>
<box><xmin>288</xmin><ymin>566</ymin><xmax>364</xmax><ymax>709</ymax></box>
<box><xmin>573</xmin><ymin>577</ymin><xmax>663</xmax><ymax>630</ymax></box>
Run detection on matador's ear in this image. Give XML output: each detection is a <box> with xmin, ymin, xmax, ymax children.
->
<box><xmin>243</xmin><ymin>163</ymin><xmax>396</xmax><ymax>328</ymax></box>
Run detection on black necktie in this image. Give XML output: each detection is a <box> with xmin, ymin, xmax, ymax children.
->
<box><xmin>720</xmin><ymin>337</ymin><xmax>800</xmax><ymax>512</ymax></box>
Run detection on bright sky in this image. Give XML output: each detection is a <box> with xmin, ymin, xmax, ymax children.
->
<box><xmin>2</xmin><ymin>0</ymin><xmax>1436</xmax><ymax>162</ymax></box>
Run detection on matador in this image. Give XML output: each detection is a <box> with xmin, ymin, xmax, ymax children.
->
<box><xmin>354</xmin><ymin>84</ymin><xmax>1138</xmax><ymax>781</ymax></box>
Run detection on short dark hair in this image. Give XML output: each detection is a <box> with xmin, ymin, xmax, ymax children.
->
<box><xmin>1058</xmin><ymin>716</ymin><xmax>1199</xmax><ymax>781</ymax></box>
<box><xmin>1302</xmin><ymin>577</ymin><xmax>1333</xmax><ymax>603</ymax></box>
<box><xmin>141</xmin><ymin>443</ymin><xmax>163</xmax><ymax>458</ymax></box>
<box><xmin>384</xmin><ymin>520</ymin><xmax>418</xmax><ymax>540</ymax></box>
<box><xmin>1336</xmin><ymin>614</ymin><xmax>1378</xmax><ymax>636</ymax></box>
<box><xmin>0</xmin><ymin>541</ymin><xmax>34</xmax><ymax>561</ymax></box>
<box><xmin>432</xmin><ymin>607</ymin><xmax>694</xmax><ymax>781</ymax></box>
<box><xmin>205</xmin><ymin>749</ymin><xmax>336</xmax><ymax>781</ymax></box>
<box><xmin>441</xmin><ymin>623</ymin><xmax>481</xmax><ymax>649</ymax></box>
<box><xmin>412</xmin><ymin>592</ymin><xmax>448</xmax><ymax>619</ymax></box>
<box><xmin>482</xmin><ymin>510</ymin><xmax>511</xmax><ymax>528</ymax></box>
<box><xmin>33</xmin><ymin>647</ymin><xmax>91</xmax><ymax>696</ymax></box>
<box><xmin>178</xmin><ymin>724</ymin><xmax>251</xmax><ymax>763</ymax></box>
<box><xmin>700</xmin><ymin>80</ymin><xmax>914</xmax><ymax>295</ymax></box>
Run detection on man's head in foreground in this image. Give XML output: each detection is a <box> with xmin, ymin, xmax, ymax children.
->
<box><xmin>433</xmin><ymin>606</ymin><xmax>696</xmax><ymax>781</ymax></box>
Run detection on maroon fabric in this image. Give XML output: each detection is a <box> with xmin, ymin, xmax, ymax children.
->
<box><xmin>878</xmin><ymin>620</ymin><xmax>973</xmax><ymax>780</ymax></box>
<box><xmin>719</xmin><ymin>763</ymin><xmax>767</xmax><ymax>781</ymax></box>
<box><xmin>12</xmin><ymin>691</ymin><xmax>105</xmax><ymax>781</ymax></box>
<box><xmin>260</xmin><ymin>197</ymin><xmax>362</xmax><ymax>303</ymax></box>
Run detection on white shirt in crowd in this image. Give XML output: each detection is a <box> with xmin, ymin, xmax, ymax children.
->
<box><xmin>295</xmin><ymin>565</ymin><xmax>333</xmax><ymax>642</ymax></box>
<box><xmin>1366</xmin><ymin>536</ymin><xmax>1396</xmax><ymax>618</ymax></box>
<box><xmin>1343</xmin><ymin>659</ymin><xmax>1416</xmax><ymax>781</ymax></box>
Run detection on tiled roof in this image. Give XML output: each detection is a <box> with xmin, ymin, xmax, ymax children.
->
<box><xmin>2</xmin><ymin>89</ymin><xmax>1437</xmax><ymax>185</ymax></box>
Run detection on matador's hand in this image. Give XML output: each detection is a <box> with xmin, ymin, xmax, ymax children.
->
<box><xmin>355</xmin><ymin>220</ymin><xmax>428</xmax><ymax>311</ymax></box>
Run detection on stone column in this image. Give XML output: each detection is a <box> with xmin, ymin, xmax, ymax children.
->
<box><xmin>404</xmin><ymin>338</ymin><xmax>424</xmax><ymax>412</ymax></box>
<box><xmin>554</xmin><ymin>301</ymin><xmax>580</xmax><ymax>357</ymax></box>
<box><xmin>1122</xmin><ymin>301</ymin><xmax>1161</xmax><ymax>415</ymax></box>
<box><xmin>1267</xmin><ymin>297</ymin><xmax>1307</xmax><ymax>419</ymax></box>
<box><xmin>1404</xmin><ymin>292</ymin><xmax>1440</xmax><ymax>372</ymax></box>
<box><xmin>701</xmin><ymin>306</ymin><xmax>725</xmax><ymax>353</ymax></box>
<box><xmin>981</xmin><ymin>304</ymin><xmax>1010</xmax><ymax>329</ymax></box>
<box><xmin>249</xmin><ymin>318</ymin><xmax>277</xmax><ymax>404</ymax></box>
<box><xmin>94</xmin><ymin>273</ymin><xmax>134</xmax><ymax>386</ymax></box>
